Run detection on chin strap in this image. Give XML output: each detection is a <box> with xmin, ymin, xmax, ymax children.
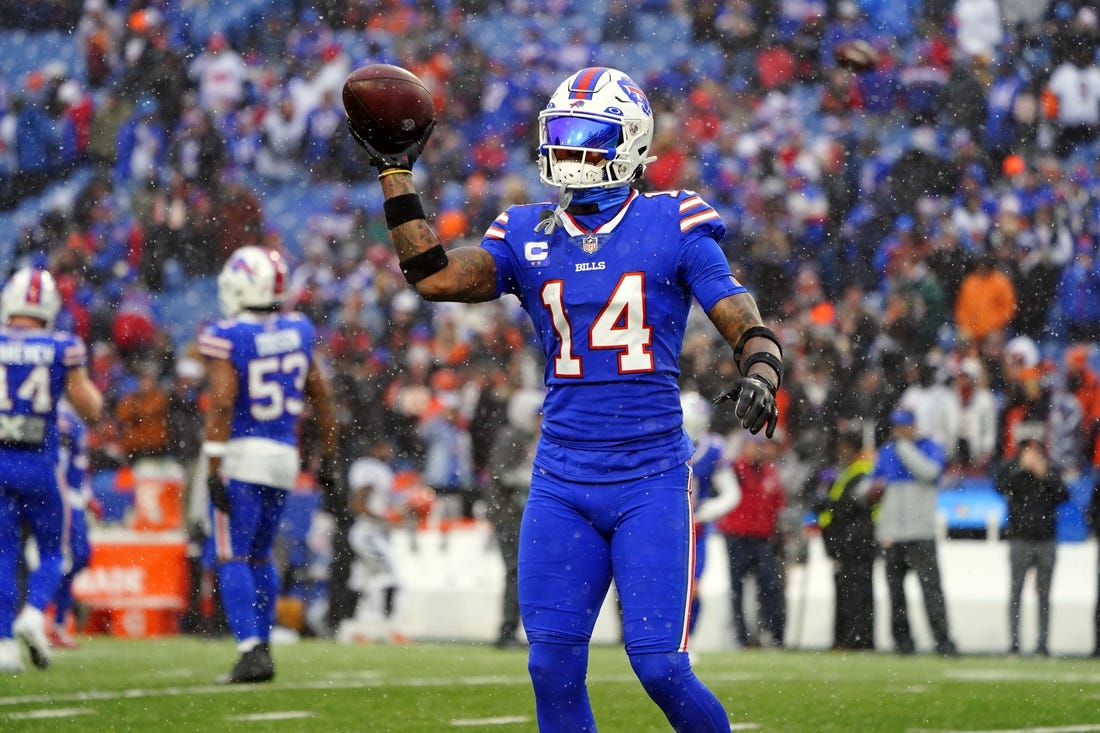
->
<box><xmin>534</xmin><ymin>187</ymin><xmax>573</xmax><ymax>234</ymax></box>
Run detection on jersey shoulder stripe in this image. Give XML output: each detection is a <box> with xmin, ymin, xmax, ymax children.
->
<box><xmin>198</xmin><ymin>331</ymin><xmax>233</xmax><ymax>359</ymax></box>
<box><xmin>62</xmin><ymin>339</ymin><xmax>87</xmax><ymax>367</ymax></box>
<box><xmin>679</xmin><ymin>194</ymin><xmax>721</xmax><ymax>233</ymax></box>
<box><xmin>485</xmin><ymin>211</ymin><xmax>509</xmax><ymax>240</ymax></box>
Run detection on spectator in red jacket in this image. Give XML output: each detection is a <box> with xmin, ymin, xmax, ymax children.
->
<box><xmin>715</xmin><ymin>433</ymin><xmax>787</xmax><ymax>648</ymax></box>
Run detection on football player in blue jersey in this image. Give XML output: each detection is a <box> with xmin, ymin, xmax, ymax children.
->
<box><xmin>680</xmin><ymin>392</ymin><xmax>741</xmax><ymax>647</ymax></box>
<box><xmin>199</xmin><ymin>246</ymin><xmax>340</xmax><ymax>684</ymax></box>
<box><xmin>50</xmin><ymin>400</ymin><xmax>95</xmax><ymax>650</ymax></box>
<box><xmin>351</xmin><ymin>66</ymin><xmax>782</xmax><ymax>731</ymax></box>
<box><xmin>0</xmin><ymin>268</ymin><xmax>103</xmax><ymax>674</ymax></box>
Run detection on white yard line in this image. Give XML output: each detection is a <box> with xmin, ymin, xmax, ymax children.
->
<box><xmin>226</xmin><ymin>711</ymin><xmax>316</xmax><ymax>722</ymax></box>
<box><xmin>450</xmin><ymin>716</ymin><xmax>531</xmax><ymax>727</ymax></box>
<box><xmin>6</xmin><ymin>707</ymin><xmax>94</xmax><ymax>720</ymax></box>
<box><xmin>915</xmin><ymin>721</ymin><xmax>1100</xmax><ymax>726</ymax></box>
<box><xmin>0</xmin><ymin>674</ymin><xmax>534</xmax><ymax>708</ymax></box>
<box><xmin>946</xmin><ymin>670</ymin><xmax>1100</xmax><ymax>684</ymax></box>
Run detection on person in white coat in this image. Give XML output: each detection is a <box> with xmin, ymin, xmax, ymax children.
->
<box><xmin>954</xmin><ymin>0</ymin><xmax>1004</xmax><ymax>60</ymax></box>
<box><xmin>952</xmin><ymin>357</ymin><xmax>998</xmax><ymax>474</ymax></box>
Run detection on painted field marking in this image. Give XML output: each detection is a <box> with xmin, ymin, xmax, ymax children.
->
<box><xmin>729</xmin><ymin>724</ymin><xmax>761</xmax><ymax>731</ymax></box>
<box><xmin>6</xmin><ymin>707</ymin><xmax>94</xmax><ymax>720</ymax></box>
<box><xmin>451</xmin><ymin>716</ymin><xmax>530</xmax><ymax>727</ymax></box>
<box><xmin>227</xmin><ymin>711</ymin><xmax>316</xmax><ymax>722</ymax></box>
<box><xmin>882</xmin><ymin>684</ymin><xmax>930</xmax><ymax>694</ymax></box>
<box><xmin>915</xmin><ymin>721</ymin><xmax>1100</xmax><ymax>726</ymax></box>
<box><xmin>0</xmin><ymin>674</ymin><xmax>534</xmax><ymax>709</ymax></box>
<box><xmin>946</xmin><ymin>669</ymin><xmax>1100</xmax><ymax>684</ymax></box>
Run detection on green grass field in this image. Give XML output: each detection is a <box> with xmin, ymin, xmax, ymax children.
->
<box><xmin>1</xmin><ymin>638</ymin><xmax>1099</xmax><ymax>732</ymax></box>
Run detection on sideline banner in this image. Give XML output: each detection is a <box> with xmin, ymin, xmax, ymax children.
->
<box><xmin>72</xmin><ymin>529</ymin><xmax>188</xmax><ymax>637</ymax></box>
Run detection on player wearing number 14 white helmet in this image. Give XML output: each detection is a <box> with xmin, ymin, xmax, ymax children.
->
<box><xmin>0</xmin><ymin>268</ymin><xmax>102</xmax><ymax>674</ymax></box>
<box><xmin>355</xmin><ymin>66</ymin><xmax>784</xmax><ymax>731</ymax></box>
<box><xmin>198</xmin><ymin>246</ymin><xmax>340</xmax><ymax>684</ymax></box>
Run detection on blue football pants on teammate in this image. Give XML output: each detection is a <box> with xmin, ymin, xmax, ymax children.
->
<box><xmin>519</xmin><ymin>463</ymin><xmax>730</xmax><ymax>732</ymax></box>
<box><xmin>213</xmin><ymin>480</ymin><xmax>287</xmax><ymax>646</ymax></box>
<box><xmin>53</xmin><ymin>506</ymin><xmax>91</xmax><ymax>629</ymax></box>
<box><xmin>689</xmin><ymin>526</ymin><xmax>709</xmax><ymax>637</ymax></box>
<box><xmin>0</xmin><ymin>469</ymin><xmax>67</xmax><ymax>634</ymax></box>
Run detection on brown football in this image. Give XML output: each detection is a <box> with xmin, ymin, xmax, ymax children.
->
<box><xmin>342</xmin><ymin>64</ymin><xmax>435</xmax><ymax>154</ymax></box>
<box><xmin>833</xmin><ymin>40</ymin><xmax>878</xmax><ymax>72</ymax></box>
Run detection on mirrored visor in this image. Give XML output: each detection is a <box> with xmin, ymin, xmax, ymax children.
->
<box><xmin>544</xmin><ymin>116</ymin><xmax>620</xmax><ymax>153</ymax></box>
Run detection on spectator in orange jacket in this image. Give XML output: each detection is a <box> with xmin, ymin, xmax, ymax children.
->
<box><xmin>954</xmin><ymin>255</ymin><xmax>1017</xmax><ymax>346</ymax></box>
<box><xmin>115</xmin><ymin>365</ymin><xmax>171</xmax><ymax>462</ymax></box>
<box><xmin>1066</xmin><ymin>344</ymin><xmax>1100</xmax><ymax>467</ymax></box>
<box><xmin>715</xmin><ymin>434</ymin><xmax>787</xmax><ymax>648</ymax></box>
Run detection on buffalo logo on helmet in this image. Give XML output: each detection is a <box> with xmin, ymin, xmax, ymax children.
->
<box><xmin>229</xmin><ymin>256</ymin><xmax>257</xmax><ymax>280</ymax></box>
<box><xmin>617</xmin><ymin>79</ymin><xmax>650</xmax><ymax>115</ymax></box>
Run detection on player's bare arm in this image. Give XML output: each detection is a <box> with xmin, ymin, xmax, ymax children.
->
<box><xmin>707</xmin><ymin>292</ymin><xmax>782</xmax><ymax>388</ymax></box>
<box><xmin>707</xmin><ymin>291</ymin><xmax>783</xmax><ymax>438</ymax></box>
<box><xmin>203</xmin><ymin>356</ymin><xmax>237</xmax><ymax>476</ymax></box>
<box><xmin>64</xmin><ymin>367</ymin><xmax>103</xmax><ymax>423</ymax></box>
<box><xmin>378</xmin><ymin>173</ymin><xmax>498</xmax><ymax>303</ymax></box>
<box><xmin>304</xmin><ymin>362</ymin><xmax>339</xmax><ymax>461</ymax></box>
<box><xmin>344</xmin><ymin>77</ymin><xmax>498</xmax><ymax>304</ymax></box>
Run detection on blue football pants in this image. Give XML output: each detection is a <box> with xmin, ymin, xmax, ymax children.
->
<box><xmin>0</xmin><ymin>464</ymin><xmax>67</xmax><ymax>636</ymax></box>
<box><xmin>519</xmin><ymin>463</ymin><xmax>730</xmax><ymax>732</ymax></box>
<box><xmin>212</xmin><ymin>480</ymin><xmax>286</xmax><ymax>644</ymax></box>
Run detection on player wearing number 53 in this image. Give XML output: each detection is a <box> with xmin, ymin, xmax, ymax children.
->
<box><xmin>0</xmin><ymin>268</ymin><xmax>103</xmax><ymax>674</ymax></box>
<box><xmin>198</xmin><ymin>246</ymin><xmax>340</xmax><ymax>684</ymax></box>
<box><xmin>350</xmin><ymin>65</ymin><xmax>781</xmax><ymax>732</ymax></box>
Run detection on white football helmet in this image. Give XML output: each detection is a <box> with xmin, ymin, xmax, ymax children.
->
<box><xmin>538</xmin><ymin>67</ymin><xmax>656</xmax><ymax>190</ymax></box>
<box><xmin>217</xmin><ymin>246</ymin><xmax>289</xmax><ymax>317</ymax></box>
<box><xmin>0</xmin><ymin>268</ymin><xmax>62</xmax><ymax>329</ymax></box>
<box><xmin>681</xmin><ymin>390</ymin><xmax>713</xmax><ymax>445</ymax></box>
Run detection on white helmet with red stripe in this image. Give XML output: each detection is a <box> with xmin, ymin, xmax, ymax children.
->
<box><xmin>0</xmin><ymin>267</ymin><xmax>62</xmax><ymax>329</ymax></box>
<box><xmin>538</xmin><ymin>66</ymin><xmax>656</xmax><ymax>190</ymax></box>
<box><xmin>217</xmin><ymin>246</ymin><xmax>288</xmax><ymax>318</ymax></box>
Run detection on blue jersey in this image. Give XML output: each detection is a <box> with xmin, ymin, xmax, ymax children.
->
<box><xmin>57</xmin><ymin>403</ymin><xmax>90</xmax><ymax>506</ymax></box>
<box><xmin>0</xmin><ymin>326</ymin><xmax>86</xmax><ymax>466</ymax></box>
<box><xmin>198</xmin><ymin>312</ymin><xmax>317</xmax><ymax>447</ymax></box>
<box><xmin>691</xmin><ymin>434</ymin><xmax>726</xmax><ymax>515</ymax></box>
<box><xmin>481</xmin><ymin>189</ymin><xmax>745</xmax><ymax>480</ymax></box>
<box><xmin>871</xmin><ymin>438</ymin><xmax>946</xmax><ymax>484</ymax></box>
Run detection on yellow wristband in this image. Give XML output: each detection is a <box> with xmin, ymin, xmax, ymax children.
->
<box><xmin>377</xmin><ymin>168</ymin><xmax>412</xmax><ymax>180</ymax></box>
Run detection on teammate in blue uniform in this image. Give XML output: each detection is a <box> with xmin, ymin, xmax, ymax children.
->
<box><xmin>0</xmin><ymin>268</ymin><xmax>103</xmax><ymax>674</ymax></box>
<box><xmin>351</xmin><ymin>67</ymin><xmax>783</xmax><ymax>731</ymax></box>
<box><xmin>680</xmin><ymin>392</ymin><xmax>740</xmax><ymax>643</ymax></box>
<box><xmin>199</xmin><ymin>246</ymin><xmax>339</xmax><ymax>684</ymax></box>
<box><xmin>50</xmin><ymin>400</ymin><xmax>94</xmax><ymax>649</ymax></box>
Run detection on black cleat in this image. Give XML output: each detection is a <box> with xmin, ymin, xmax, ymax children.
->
<box><xmin>216</xmin><ymin>646</ymin><xmax>274</xmax><ymax>684</ymax></box>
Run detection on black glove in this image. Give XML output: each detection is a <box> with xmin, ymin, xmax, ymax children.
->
<box><xmin>348</xmin><ymin>118</ymin><xmax>436</xmax><ymax>175</ymax></box>
<box><xmin>207</xmin><ymin>474</ymin><xmax>230</xmax><ymax>514</ymax></box>
<box><xmin>712</xmin><ymin>374</ymin><xmax>779</xmax><ymax>439</ymax></box>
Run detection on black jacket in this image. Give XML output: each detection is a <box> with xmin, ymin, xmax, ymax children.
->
<box><xmin>994</xmin><ymin>461</ymin><xmax>1070</xmax><ymax>541</ymax></box>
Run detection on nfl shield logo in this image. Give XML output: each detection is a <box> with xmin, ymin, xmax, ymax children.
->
<box><xmin>582</xmin><ymin>235</ymin><xmax>599</xmax><ymax>254</ymax></box>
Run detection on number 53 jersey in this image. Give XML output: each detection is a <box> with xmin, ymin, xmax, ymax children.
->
<box><xmin>199</xmin><ymin>311</ymin><xmax>317</xmax><ymax>490</ymax></box>
<box><xmin>481</xmin><ymin>189</ymin><xmax>746</xmax><ymax>482</ymax></box>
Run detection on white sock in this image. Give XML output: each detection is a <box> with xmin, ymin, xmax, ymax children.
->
<box><xmin>237</xmin><ymin>637</ymin><xmax>261</xmax><ymax>653</ymax></box>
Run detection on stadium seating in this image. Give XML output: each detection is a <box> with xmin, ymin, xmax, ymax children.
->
<box><xmin>0</xmin><ymin>30</ymin><xmax>81</xmax><ymax>81</ymax></box>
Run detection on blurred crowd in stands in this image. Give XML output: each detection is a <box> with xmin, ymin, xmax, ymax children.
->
<box><xmin>1</xmin><ymin>0</ymin><xmax>1100</xmax><ymax>640</ymax></box>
